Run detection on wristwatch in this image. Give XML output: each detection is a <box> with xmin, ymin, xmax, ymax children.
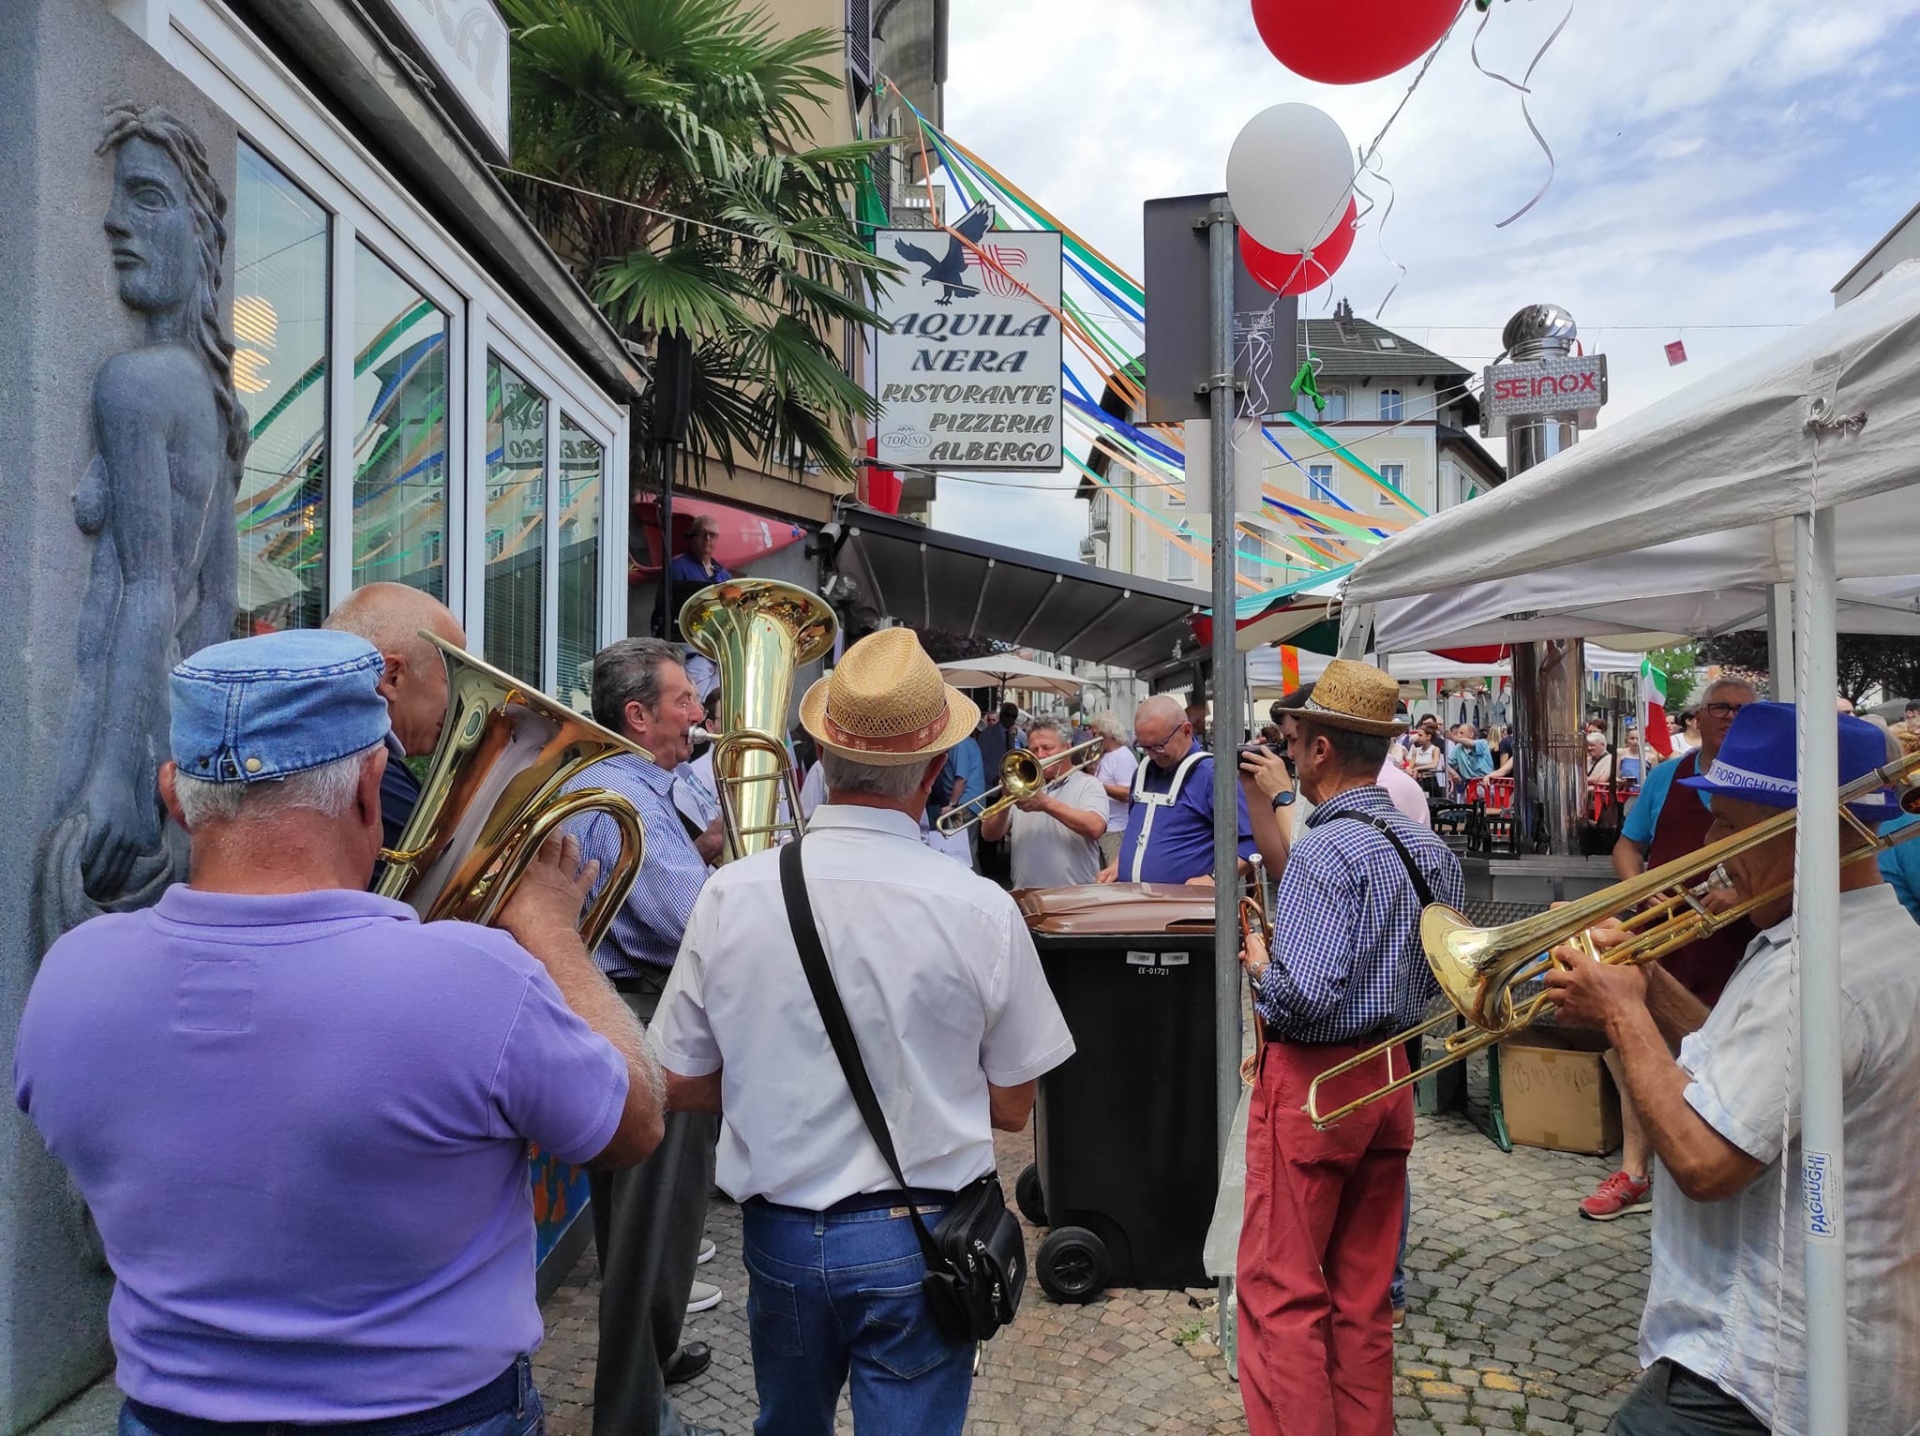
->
<box><xmin>1271</xmin><ymin>790</ymin><xmax>1296</xmax><ymax>810</ymax></box>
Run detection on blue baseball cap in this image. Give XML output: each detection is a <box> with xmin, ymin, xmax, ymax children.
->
<box><xmin>1678</xmin><ymin>701</ymin><xmax>1898</xmax><ymax>818</ymax></box>
<box><xmin>170</xmin><ymin>631</ymin><xmax>392</xmax><ymax>784</ymax></box>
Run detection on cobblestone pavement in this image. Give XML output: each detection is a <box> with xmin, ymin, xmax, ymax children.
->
<box><xmin>534</xmin><ymin>1114</ymin><xmax>1653</xmax><ymax>1436</ymax></box>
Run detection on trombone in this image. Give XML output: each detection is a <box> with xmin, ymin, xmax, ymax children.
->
<box><xmin>936</xmin><ymin>737</ymin><xmax>1104</xmax><ymax>836</ymax></box>
<box><xmin>1305</xmin><ymin>750</ymin><xmax>1920</xmax><ymax>1129</ymax></box>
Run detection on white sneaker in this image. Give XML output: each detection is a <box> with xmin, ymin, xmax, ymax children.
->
<box><xmin>686</xmin><ymin>1280</ymin><xmax>723</xmax><ymax>1314</ymax></box>
<box><xmin>696</xmin><ymin>1239</ymin><xmax>716</xmax><ymax>1266</ymax></box>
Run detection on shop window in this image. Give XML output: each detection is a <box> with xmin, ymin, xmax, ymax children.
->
<box><xmin>232</xmin><ymin>143</ymin><xmax>328</xmax><ymax>633</ymax></box>
<box><xmin>484</xmin><ymin>355</ymin><xmax>546</xmax><ymax>684</ymax></box>
<box><xmin>352</xmin><ymin>244</ymin><xmax>448</xmax><ymax>601</ymax></box>
<box><xmin>556</xmin><ymin>416</ymin><xmax>604</xmax><ymax>712</ymax></box>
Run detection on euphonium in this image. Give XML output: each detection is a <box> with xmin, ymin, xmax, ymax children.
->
<box><xmin>680</xmin><ymin>579</ymin><xmax>837</xmax><ymax>861</ymax></box>
<box><xmin>375</xmin><ymin>634</ymin><xmax>648</xmax><ymax>949</ymax></box>
<box><xmin>1305</xmin><ymin>749</ymin><xmax>1920</xmax><ymax>1129</ymax></box>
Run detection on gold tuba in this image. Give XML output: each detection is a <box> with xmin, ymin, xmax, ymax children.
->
<box><xmin>680</xmin><ymin>579</ymin><xmax>838</xmax><ymax>861</ymax></box>
<box><xmin>375</xmin><ymin>634</ymin><xmax>648</xmax><ymax>949</ymax></box>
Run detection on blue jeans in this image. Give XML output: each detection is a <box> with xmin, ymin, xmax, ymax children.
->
<box><xmin>117</xmin><ymin>1357</ymin><xmax>544</xmax><ymax>1436</ymax></box>
<box><xmin>742</xmin><ymin>1199</ymin><xmax>974</xmax><ymax>1436</ymax></box>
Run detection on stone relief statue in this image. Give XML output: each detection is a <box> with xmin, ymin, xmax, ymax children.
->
<box><xmin>37</xmin><ymin>105</ymin><xmax>247</xmax><ymax>950</ymax></box>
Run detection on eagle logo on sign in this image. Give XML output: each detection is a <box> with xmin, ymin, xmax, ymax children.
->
<box><xmin>893</xmin><ymin>201</ymin><xmax>994</xmax><ymax>306</ymax></box>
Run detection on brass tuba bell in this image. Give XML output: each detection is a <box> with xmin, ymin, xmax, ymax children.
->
<box><xmin>679</xmin><ymin>579</ymin><xmax>838</xmax><ymax>861</ymax></box>
<box><xmin>375</xmin><ymin>634</ymin><xmax>648</xmax><ymax>949</ymax></box>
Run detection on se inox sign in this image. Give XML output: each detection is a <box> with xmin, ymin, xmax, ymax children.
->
<box><xmin>1480</xmin><ymin>353</ymin><xmax>1609</xmax><ymax>438</ymax></box>
<box><xmin>873</xmin><ymin>216</ymin><xmax>1063</xmax><ymax>471</ymax></box>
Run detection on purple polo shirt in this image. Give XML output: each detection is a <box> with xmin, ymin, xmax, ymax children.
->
<box><xmin>1116</xmin><ymin>751</ymin><xmax>1257</xmax><ymax>883</ymax></box>
<box><xmin>13</xmin><ymin>885</ymin><xmax>627</xmax><ymax>1422</ymax></box>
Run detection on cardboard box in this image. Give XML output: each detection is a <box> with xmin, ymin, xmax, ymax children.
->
<box><xmin>1499</xmin><ymin>1027</ymin><xmax>1621</xmax><ymax>1156</ymax></box>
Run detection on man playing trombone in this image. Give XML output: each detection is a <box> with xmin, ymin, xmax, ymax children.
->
<box><xmin>977</xmin><ymin>718</ymin><xmax>1108</xmax><ymax>889</ymax></box>
<box><xmin>1544</xmin><ymin>704</ymin><xmax>1920</xmax><ymax>1436</ymax></box>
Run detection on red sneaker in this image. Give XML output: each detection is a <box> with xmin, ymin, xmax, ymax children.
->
<box><xmin>1580</xmin><ymin>1170</ymin><xmax>1652</xmax><ymax>1221</ymax></box>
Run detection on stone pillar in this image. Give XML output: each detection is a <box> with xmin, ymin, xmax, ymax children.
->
<box><xmin>0</xmin><ymin>2</ymin><xmax>239</xmax><ymax>1427</ymax></box>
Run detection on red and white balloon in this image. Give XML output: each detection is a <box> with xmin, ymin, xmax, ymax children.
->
<box><xmin>1241</xmin><ymin>199</ymin><xmax>1358</xmax><ymax>296</ymax></box>
<box><xmin>1226</xmin><ymin>103</ymin><xmax>1355</xmax><ymax>256</ymax></box>
<box><xmin>1250</xmin><ymin>0</ymin><xmax>1462</xmax><ymax>85</ymax></box>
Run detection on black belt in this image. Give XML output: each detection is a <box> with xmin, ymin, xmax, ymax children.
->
<box><xmin>1263</xmin><ymin>1022</ymin><xmax>1403</xmax><ymax>1048</ymax></box>
<box><xmin>124</xmin><ymin>1361</ymin><xmax>521</xmax><ymax>1436</ymax></box>
<box><xmin>746</xmin><ymin>1187</ymin><xmax>961</xmax><ymax>1217</ymax></box>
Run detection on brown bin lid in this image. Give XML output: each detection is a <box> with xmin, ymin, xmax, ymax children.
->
<box><xmin>1015</xmin><ymin>883</ymin><xmax>1217</xmax><ymax>935</ymax></box>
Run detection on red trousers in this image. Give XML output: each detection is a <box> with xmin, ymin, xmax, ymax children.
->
<box><xmin>1238</xmin><ymin>1037</ymin><xmax>1413</xmax><ymax>1436</ymax></box>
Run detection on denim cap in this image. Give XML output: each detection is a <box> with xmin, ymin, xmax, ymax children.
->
<box><xmin>170</xmin><ymin>631</ymin><xmax>391</xmax><ymax>784</ymax></box>
<box><xmin>1679</xmin><ymin>701</ymin><xmax>1898</xmax><ymax>818</ymax></box>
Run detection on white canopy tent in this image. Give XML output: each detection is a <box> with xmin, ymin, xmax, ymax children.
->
<box><xmin>1342</xmin><ymin>258</ymin><xmax>1920</xmax><ymax>1433</ymax></box>
<box><xmin>1245</xmin><ymin>643</ymin><xmax>1645</xmax><ymax>698</ymax></box>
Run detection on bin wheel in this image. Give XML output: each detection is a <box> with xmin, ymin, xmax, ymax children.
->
<box><xmin>1015</xmin><ymin>1164</ymin><xmax>1048</xmax><ymax>1227</ymax></box>
<box><xmin>1036</xmin><ymin>1226</ymin><xmax>1110</xmax><ymax>1304</ymax></box>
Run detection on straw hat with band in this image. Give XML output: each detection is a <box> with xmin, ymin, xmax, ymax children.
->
<box><xmin>1294</xmin><ymin>659</ymin><xmax>1407</xmax><ymax>738</ymax></box>
<box><xmin>799</xmin><ymin>628</ymin><xmax>982</xmax><ymax>767</ymax></box>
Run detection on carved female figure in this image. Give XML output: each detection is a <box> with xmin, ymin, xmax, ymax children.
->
<box><xmin>39</xmin><ymin>106</ymin><xmax>246</xmax><ymax>942</ymax></box>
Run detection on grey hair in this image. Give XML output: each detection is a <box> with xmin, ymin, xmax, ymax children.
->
<box><xmin>1026</xmin><ymin>718</ymin><xmax>1066</xmax><ymax>745</ymax></box>
<box><xmin>819</xmin><ymin>749</ymin><xmax>937</xmax><ymax>801</ymax></box>
<box><xmin>1089</xmin><ymin>711</ymin><xmax>1127</xmax><ymax>742</ymax></box>
<box><xmin>1704</xmin><ymin>675</ymin><xmax>1757</xmax><ymax>701</ymax></box>
<box><xmin>174</xmin><ymin>748</ymin><xmax>375</xmax><ymax>827</ymax></box>
<box><xmin>591</xmin><ymin>637</ymin><xmax>685</xmax><ymax>731</ymax></box>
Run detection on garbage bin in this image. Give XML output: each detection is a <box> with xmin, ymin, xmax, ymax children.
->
<box><xmin>1014</xmin><ymin>883</ymin><xmax>1222</xmax><ymax>1304</ymax></box>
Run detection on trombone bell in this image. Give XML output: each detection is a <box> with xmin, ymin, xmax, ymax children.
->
<box><xmin>936</xmin><ymin>737</ymin><xmax>1104</xmax><ymax>835</ymax></box>
<box><xmin>679</xmin><ymin>579</ymin><xmax>837</xmax><ymax>862</ymax></box>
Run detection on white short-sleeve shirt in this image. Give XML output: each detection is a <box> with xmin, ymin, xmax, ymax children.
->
<box><xmin>1008</xmin><ymin>771</ymin><xmax>1107</xmax><ymax>890</ymax></box>
<box><xmin>1641</xmin><ymin>883</ymin><xmax>1920</xmax><ymax>1435</ymax></box>
<box><xmin>651</xmin><ymin>804</ymin><xmax>1076</xmax><ymax>1210</ymax></box>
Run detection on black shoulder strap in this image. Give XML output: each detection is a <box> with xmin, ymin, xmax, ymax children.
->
<box><xmin>1328</xmin><ymin>812</ymin><xmax>1437</xmax><ymax>907</ymax></box>
<box><xmin>778</xmin><ymin>840</ymin><xmax>942</xmax><ymax>1256</ymax></box>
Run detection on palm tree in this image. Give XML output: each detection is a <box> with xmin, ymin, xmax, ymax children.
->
<box><xmin>501</xmin><ymin>0</ymin><xmax>897</xmax><ymax>482</ymax></box>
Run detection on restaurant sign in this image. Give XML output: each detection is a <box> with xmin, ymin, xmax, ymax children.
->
<box><xmin>873</xmin><ymin>217</ymin><xmax>1063</xmax><ymax>471</ymax></box>
<box><xmin>1480</xmin><ymin>353</ymin><xmax>1608</xmax><ymax>437</ymax></box>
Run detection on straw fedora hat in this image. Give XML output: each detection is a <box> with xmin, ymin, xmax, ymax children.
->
<box><xmin>798</xmin><ymin>628</ymin><xmax>982</xmax><ymax>767</ymax></box>
<box><xmin>1297</xmin><ymin>658</ymin><xmax>1406</xmax><ymax>737</ymax></box>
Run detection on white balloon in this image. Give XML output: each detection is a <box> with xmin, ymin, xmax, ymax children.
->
<box><xmin>1226</xmin><ymin>103</ymin><xmax>1355</xmax><ymax>255</ymax></box>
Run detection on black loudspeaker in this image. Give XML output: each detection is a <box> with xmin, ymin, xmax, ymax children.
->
<box><xmin>651</xmin><ymin>329</ymin><xmax>694</xmax><ymax>445</ymax></box>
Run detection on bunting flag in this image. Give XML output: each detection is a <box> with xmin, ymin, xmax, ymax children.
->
<box><xmin>1280</xmin><ymin>645</ymin><xmax>1301</xmax><ymax>693</ymax></box>
<box><xmin>1641</xmin><ymin>657</ymin><xmax>1674</xmax><ymax>757</ymax></box>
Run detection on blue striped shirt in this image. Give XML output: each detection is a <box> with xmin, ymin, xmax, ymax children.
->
<box><xmin>564</xmin><ymin>754</ymin><xmax>711</xmax><ymax>975</ymax></box>
<box><xmin>1257</xmin><ymin>785</ymin><xmax>1464</xmax><ymax>1043</ymax></box>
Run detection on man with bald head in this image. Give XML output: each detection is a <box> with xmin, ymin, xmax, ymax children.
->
<box><xmin>323</xmin><ymin>582</ymin><xmax>467</xmax><ymax>849</ymax></box>
<box><xmin>1099</xmin><ymin>693</ymin><xmax>1259</xmax><ymax>885</ymax></box>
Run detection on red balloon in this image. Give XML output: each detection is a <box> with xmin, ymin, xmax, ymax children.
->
<box><xmin>1251</xmin><ymin>0</ymin><xmax>1462</xmax><ymax>85</ymax></box>
<box><xmin>1241</xmin><ymin>201</ymin><xmax>1358</xmax><ymax>296</ymax></box>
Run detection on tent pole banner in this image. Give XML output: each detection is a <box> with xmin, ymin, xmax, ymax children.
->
<box><xmin>1794</xmin><ymin>510</ymin><xmax>1848</xmax><ymax>1434</ymax></box>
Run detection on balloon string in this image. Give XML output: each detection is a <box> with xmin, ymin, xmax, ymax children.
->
<box><xmin>1357</xmin><ymin>152</ymin><xmax>1408</xmax><ymax>320</ymax></box>
<box><xmin>1475</xmin><ymin>0</ymin><xmax>1576</xmax><ymax>229</ymax></box>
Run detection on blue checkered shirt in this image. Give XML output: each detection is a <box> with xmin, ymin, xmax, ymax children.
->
<box><xmin>564</xmin><ymin>753</ymin><xmax>711</xmax><ymax>975</ymax></box>
<box><xmin>1257</xmin><ymin>785</ymin><xmax>1463</xmax><ymax>1043</ymax></box>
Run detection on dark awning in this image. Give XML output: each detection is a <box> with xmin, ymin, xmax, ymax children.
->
<box><xmin>834</xmin><ymin>511</ymin><xmax>1210</xmax><ymax>675</ymax></box>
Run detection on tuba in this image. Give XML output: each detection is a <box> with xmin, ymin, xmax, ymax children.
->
<box><xmin>680</xmin><ymin>579</ymin><xmax>837</xmax><ymax>861</ymax></box>
<box><xmin>375</xmin><ymin>634</ymin><xmax>648</xmax><ymax>949</ymax></box>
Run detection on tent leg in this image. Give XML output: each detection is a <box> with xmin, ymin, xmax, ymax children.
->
<box><xmin>1769</xmin><ymin>582</ymin><xmax>1795</xmax><ymax>701</ymax></box>
<box><xmin>1794</xmin><ymin>512</ymin><xmax>1846</xmax><ymax>1435</ymax></box>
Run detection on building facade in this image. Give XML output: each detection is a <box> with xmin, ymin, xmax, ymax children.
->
<box><xmin>1083</xmin><ymin>308</ymin><xmax>1503</xmax><ymax>588</ymax></box>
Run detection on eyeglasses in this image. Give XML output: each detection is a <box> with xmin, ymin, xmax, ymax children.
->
<box><xmin>1140</xmin><ymin>723</ymin><xmax>1190</xmax><ymax>756</ymax></box>
<box><xmin>1703</xmin><ymin>701</ymin><xmax>1747</xmax><ymax>719</ymax></box>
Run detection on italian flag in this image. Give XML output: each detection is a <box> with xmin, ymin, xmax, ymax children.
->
<box><xmin>1641</xmin><ymin>657</ymin><xmax>1675</xmax><ymax>757</ymax></box>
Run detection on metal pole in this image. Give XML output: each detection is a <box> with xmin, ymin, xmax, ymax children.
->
<box><xmin>1768</xmin><ymin>583</ymin><xmax>1795</xmax><ymax>701</ymax></box>
<box><xmin>1204</xmin><ymin>193</ymin><xmax>1243</xmax><ymax>1371</ymax></box>
<box><xmin>1793</xmin><ymin>511</ymin><xmax>1847</xmax><ymax>1434</ymax></box>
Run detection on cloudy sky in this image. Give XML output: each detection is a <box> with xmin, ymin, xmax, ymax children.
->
<box><xmin>927</xmin><ymin>0</ymin><xmax>1920</xmax><ymax>561</ymax></box>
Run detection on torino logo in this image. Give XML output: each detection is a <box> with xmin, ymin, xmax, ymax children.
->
<box><xmin>967</xmin><ymin>243</ymin><xmax>1029</xmax><ymax>297</ymax></box>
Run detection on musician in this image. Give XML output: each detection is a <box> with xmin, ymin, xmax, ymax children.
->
<box><xmin>1585</xmin><ymin>677</ymin><xmax>1757</xmax><ymax>1221</ymax></box>
<box><xmin>1098</xmin><ymin>694</ymin><xmax>1261</xmax><ymax>884</ymax></box>
<box><xmin>650</xmin><ymin>628</ymin><xmax>1074</xmax><ymax>1433</ymax></box>
<box><xmin>321</xmin><ymin>581</ymin><xmax>466</xmax><ymax>849</ymax></box>
<box><xmin>1234</xmin><ymin>660</ymin><xmax>1465</xmax><ymax>1436</ymax></box>
<box><xmin>1091</xmin><ymin>711</ymin><xmax>1139</xmax><ymax>867</ymax></box>
<box><xmin>563</xmin><ymin>637</ymin><xmax>726</xmax><ymax>1436</ymax></box>
<box><xmin>1545</xmin><ymin>704</ymin><xmax>1920</xmax><ymax>1435</ymax></box>
<box><xmin>978</xmin><ymin>718</ymin><xmax>1108</xmax><ymax>888</ymax></box>
<box><xmin>15</xmin><ymin>631</ymin><xmax>662</xmax><ymax>1434</ymax></box>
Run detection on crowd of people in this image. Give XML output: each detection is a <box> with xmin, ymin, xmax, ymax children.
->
<box><xmin>11</xmin><ymin>594</ymin><xmax>1920</xmax><ymax>1436</ymax></box>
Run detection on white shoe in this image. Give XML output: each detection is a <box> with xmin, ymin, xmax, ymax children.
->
<box><xmin>696</xmin><ymin>1239</ymin><xmax>716</xmax><ymax>1266</ymax></box>
<box><xmin>686</xmin><ymin>1280</ymin><xmax>723</xmax><ymax>1314</ymax></box>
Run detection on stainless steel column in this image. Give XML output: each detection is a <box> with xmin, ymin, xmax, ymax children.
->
<box><xmin>1501</xmin><ymin>305</ymin><xmax>1587</xmax><ymax>854</ymax></box>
